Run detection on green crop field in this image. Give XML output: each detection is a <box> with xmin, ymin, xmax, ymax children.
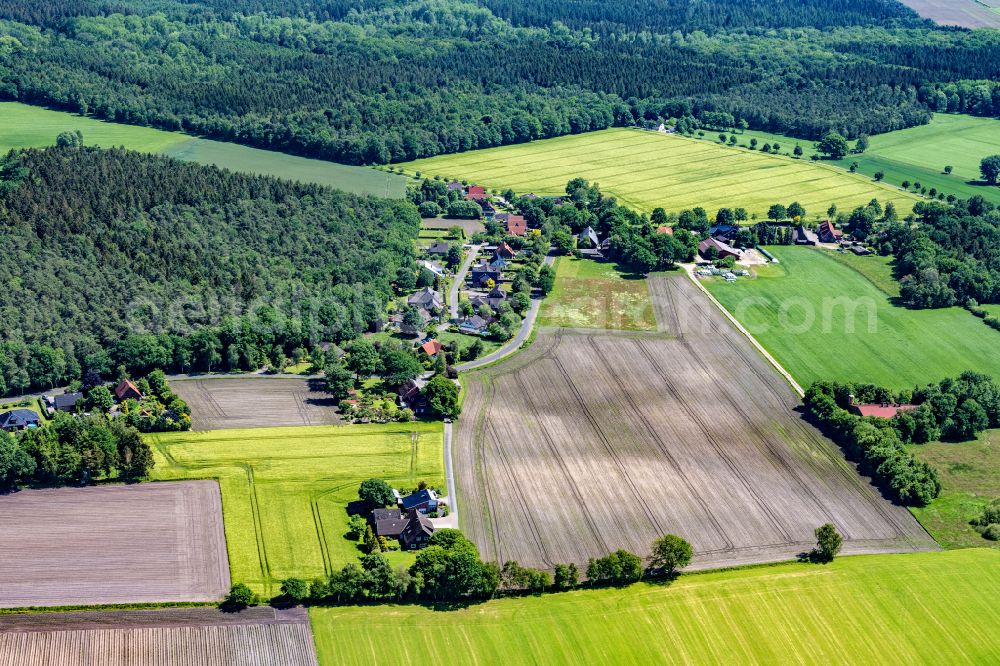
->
<box><xmin>0</xmin><ymin>102</ymin><xmax>407</xmax><ymax>197</ymax></box>
<box><xmin>705</xmin><ymin>246</ymin><xmax>1000</xmax><ymax>390</ymax></box>
<box><xmin>538</xmin><ymin>257</ymin><xmax>656</xmax><ymax>330</ymax></box>
<box><xmin>147</xmin><ymin>423</ymin><xmax>444</xmax><ymax>596</ymax></box>
<box><xmin>910</xmin><ymin>431</ymin><xmax>1000</xmax><ymax>550</ymax></box>
<box><xmin>311</xmin><ymin>549</ymin><xmax>1000</xmax><ymax>665</ymax></box>
<box><xmin>398</xmin><ymin>127</ymin><xmax>919</xmax><ymax>219</ymax></box>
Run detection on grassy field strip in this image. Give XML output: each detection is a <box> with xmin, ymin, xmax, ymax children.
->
<box><xmin>538</xmin><ymin>257</ymin><xmax>656</xmax><ymax>330</ymax></box>
<box><xmin>400</xmin><ymin>128</ymin><xmax>918</xmax><ymax>217</ymax></box>
<box><xmin>148</xmin><ymin>423</ymin><xmax>444</xmax><ymax>596</ymax></box>
<box><xmin>0</xmin><ymin>102</ymin><xmax>406</xmax><ymax>197</ymax></box>
<box><xmin>310</xmin><ymin>549</ymin><xmax>1000</xmax><ymax>665</ymax></box>
<box><xmin>706</xmin><ymin>246</ymin><xmax>1000</xmax><ymax>389</ymax></box>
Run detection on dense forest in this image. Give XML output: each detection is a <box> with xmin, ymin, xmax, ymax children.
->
<box><xmin>0</xmin><ymin>145</ymin><xmax>419</xmax><ymax>395</ymax></box>
<box><xmin>0</xmin><ymin>1</ymin><xmax>999</xmax><ymax>164</ymax></box>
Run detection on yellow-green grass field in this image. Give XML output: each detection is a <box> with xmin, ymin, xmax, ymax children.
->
<box><xmin>705</xmin><ymin>246</ymin><xmax>1000</xmax><ymax>390</ymax></box>
<box><xmin>0</xmin><ymin>102</ymin><xmax>407</xmax><ymax>197</ymax></box>
<box><xmin>148</xmin><ymin>423</ymin><xmax>444</xmax><ymax>596</ymax></box>
<box><xmin>311</xmin><ymin>549</ymin><xmax>1000</xmax><ymax>665</ymax></box>
<box><xmin>398</xmin><ymin>127</ymin><xmax>919</xmax><ymax>218</ymax></box>
<box><xmin>910</xmin><ymin>431</ymin><xmax>1000</xmax><ymax>550</ymax></box>
<box><xmin>538</xmin><ymin>257</ymin><xmax>656</xmax><ymax>330</ymax></box>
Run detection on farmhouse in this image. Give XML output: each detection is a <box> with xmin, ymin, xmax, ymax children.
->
<box><xmin>426</xmin><ymin>242</ymin><xmax>451</xmax><ymax>256</ymax></box>
<box><xmin>45</xmin><ymin>392</ymin><xmax>84</xmax><ymax>414</ymax></box>
<box><xmin>579</xmin><ymin>226</ymin><xmax>600</xmax><ymax>249</ymax></box>
<box><xmin>698</xmin><ymin>237</ymin><xmax>742</xmax><ymax>260</ymax></box>
<box><xmin>447</xmin><ymin>181</ymin><xmax>463</xmax><ymax>191</ymax></box>
<box><xmin>115</xmin><ymin>379</ymin><xmax>143</xmax><ymax>402</ymax></box>
<box><xmin>0</xmin><ymin>409</ymin><xmax>41</xmax><ymax>432</ymax></box>
<box><xmin>818</xmin><ymin>220</ymin><xmax>843</xmax><ymax>243</ymax></box>
<box><xmin>372</xmin><ymin>508</ymin><xmax>409</xmax><ymax>539</ymax></box>
<box><xmin>400</xmin><ymin>488</ymin><xmax>439</xmax><ymax>514</ymax></box>
<box><xmin>481</xmin><ymin>201</ymin><xmax>497</xmax><ymax>218</ymax></box>
<box><xmin>656</xmin><ymin>225</ymin><xmax>674</xmax><ymax>236</ymax></box>
<box><xmin>465</xmin><ymin>185</ymin><xmax>487</xmax><ymax>202</ymax></box>
<box><xmin>506</xmin><ymin>215</ymin><xmax>527</xmax><ymax>236</ymax></box>
<box><xmin>408</xmin><ymin>287</ymin><xmax>444</xmax><ymax>311</ymax></box>
<box><xmin>496</xmin><ymin>242</ymin><xmax>517</xmax><ymax>260</ymax></box>
<box><xmin>849</xmin><ymin>400</ymin><xmax>918</xmax><ymax>419</ymax></box>
<box><xmin>400</xmin><ymin>511</ymin><xmax>435</xmax><ymax>549</ymax></box>
<box><xmin>794</xmin><ymin>225</ymin><xmax>819</xmax><ymax>246</ymax></box>
<box><xmin>420</xmin><ymin>339</ymin><xmax>443</xmax><ymax>358</ymax></box>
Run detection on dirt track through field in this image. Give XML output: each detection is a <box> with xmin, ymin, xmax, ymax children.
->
<box><xmin>456</xmin><ymin>274</ymin><xmax>936</xmax><ymax>570</ymax></box>
<box><xmin>0</xmin><ymin>481</ymin><xmax>229</xmax><ymax>608</ymax></box>
<box><xmin>171</xmin><ymin>377</ymin><xmax>341</xmax><ymax>430</ymax></box>
<box><xmin>0</xmin><ymin>607</ymin><xmax>317</xmax><ymax>666</ymax></box>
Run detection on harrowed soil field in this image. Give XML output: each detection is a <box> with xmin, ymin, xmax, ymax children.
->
<box><xmin>910</xmin><ymin>430</ymin><xmax>1000</xmax><ymax>550</ymax></box>
<box><xmin>0</xmin><ymin>606</ymin><xmax>317</xmax><ymax>666</ymax></box>
<box><xmin>310</xmin><ymin>549</ymin><xmax>1000</xmax><ymax>666</ymax></box>
<box><xmin>148</xmin><ymin>423</ymin><xmax>444</xmax><ymax>597</ymax></box>
<box><xmin>456</xmin><ymin>273</ymin><xmax>935</xmax><ymax>572</ymax></box>
<box><xmin>706</xmin><ymin>246</ymin><xmax>1000</xmax><ymax>390</ymax></box>
<box><xmin>0</xmin><ymin>102</ymin><xmax>406</xmax><ymax>197</ymax></box>
<box><xmin>170</xmin><ymin>377</ymin><xmax>342</xmax><ymax>431</ymax></box>
<box><xmin>0</xmin><ymin>481</ymin><xmax>229</xmax><ymax>608</ymax></box>
<box><xmin>398</xmin><ymin>127</ymin><xmax>918</xmax><ymax>218</ymax></box>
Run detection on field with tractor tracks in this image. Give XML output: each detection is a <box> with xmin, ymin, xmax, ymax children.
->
<box><xmin>0</xmin><ymin>481</ymin><xmax>229</xmax><ymax>608</ymax></box>
<box><xmin>455</xmin><ymin>273</ymin><xmax>935</xmax><ymax>570</ymax></box>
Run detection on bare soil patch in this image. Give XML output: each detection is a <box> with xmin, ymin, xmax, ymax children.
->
<box><xmin>0</xmin><ymin>607</ymin><xmax>317</xmax><ymax>665</ymax></box>
<box><xmin>895</xmin><ymin>0</ymin><xmax>1000</xmax><ymax>28</ymax></box>
<box><xmin>456</xmin><ymin>274</ymin><xmax>936</xmax><ymax>571</ymax></box>
<box><xmin>420</xmin><ymin>217</ymin><xmax>485</xmax><ymax>235</ymax></box>
<box><xmin>171</xmin><ymin>376</ymin><xmax>342</xmax><ymax>431</ymax></box>
<box><xmin>0</xmin><ymin>481</ymin><xmax>229</xmax><ymax>608</ymax></box>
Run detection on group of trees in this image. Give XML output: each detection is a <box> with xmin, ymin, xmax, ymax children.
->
<box><xmin>2</xmin><ymin>1</ymin><xmax>1000</xmax><ymax>166</ymax></box>
<box><xmin>0</xmin><ymin>146</ymin><xmax>420</xmax><ymax>396</ymax></box>
<box><xmin>882</xmin><ymin>197</ymin><xmax>1000</xmax><ymax>308</ymax></box>
<box><xmin>0</xmin><ymin>414</ymin><xmax>153</xmax><ymax>491</ymax></box>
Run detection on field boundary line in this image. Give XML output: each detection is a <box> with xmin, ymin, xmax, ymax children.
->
<box><xmin>681</xmin><ymin>266</ymin><xmax>805</xmax><ymax>397</ymax></box>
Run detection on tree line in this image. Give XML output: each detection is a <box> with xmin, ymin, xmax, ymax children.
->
<box><xmin>0</xmin><ymin>145</ymin><xmax>421</xmax><ymax>396</ymax></box>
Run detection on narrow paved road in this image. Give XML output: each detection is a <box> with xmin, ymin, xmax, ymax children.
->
<box><xmin>455</xmin><ymin>252</ymin><xmax>554</xmax><ymax>372</ymax></box>
<box><xmin>431</xmin><ymin>420</ymin><xmax>459</xmax><ymax>530</ymax></box>
<box><xmin>449</xmin><ymin>243</ymin><xmax>484</xmax><ymax>321</ymax></box>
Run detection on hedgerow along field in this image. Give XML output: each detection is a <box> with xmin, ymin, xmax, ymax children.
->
<box><xmin>310</xmin><ymin>549</ymin><xmax>1000</xmax><ymax>665</ymax></box>
<box><xmin>909</xmin><ymin>430</ymin><xmax>1000</xmax><ymax>550</ymax></box>
<box><xmin>398</xmin><ymin>127</ymin><xmax>919</xmax><ymax>218</ymax></box>
<box><xmin>538</xmin><ymin>257</ymin><xmax>656</xmax><ymax>330</ymax></box>
<box><xmin>705</xmin><ymin>246</ymin><xmax>1000</xmax><ymax>390</ymax></box>
<box><xmin>457</xmin><ymin>274</ymin><xmax>934</xmax><ymax>572</ymax></box>
<box><xmin>0</xmin><ymin>102</ymin><xmax>407</xmax><ymax>197</ymax></box>
<box><xmin>148</xmin><ymin>423</ymin><xmax>444</xmax><ymax>597</ymax></box>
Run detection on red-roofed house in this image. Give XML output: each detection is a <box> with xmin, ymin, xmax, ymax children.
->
<box><xmin>656</xmin><ymin>226</ymin><xmax>674</xmax><ymax>235</ymax></box>
<box><xmin>850</xmin><ymin>402</ymin><xmax>917</xmax><ymax>419</ymax></box>
<box><xmin>506</xmin><ymin>215</ymin><xmax>527</xmax><ymax>236</ymax></box>
<box><xmin>818</xmin><ymin>220</ymin><xmax>843</xmax><ymax>243</ymax></box>
<box><xmin>420</xmin><ymin>339</ymin><xmax>443</xmax><ymax>358</ymax></box>
<box><xmin>495</xmin><ymin>242</ymin><xmax>517</xmax><ymax>260</ymax></box>
<box><xmin>465</xmin><ymin>186</ymin><xmax>487</xmax><ymax>202</ymax></box>
<box><xmin>698</xmin><ymin>237</ymin><xmax>742</xmax><ymax>260</ymax></box>
<box><xmin>115</xmin><ymin>379</ymin><xmax>143</xmax><ymax>402</ymax></box>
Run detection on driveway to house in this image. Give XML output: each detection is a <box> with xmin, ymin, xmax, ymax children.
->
<box><xmin>448</xmin><ymin>243</ymin><xmax>484</xmax><ymax>321</ymax></box>
<box><xmin>455</xmin><ymin>252</ymin><xmax>554</xmax><ymax>372</ymax></box>
<box><xmin>431</xmin><ymin>419</ymin><xmax>459</xmax><ymax>530</ymax></box>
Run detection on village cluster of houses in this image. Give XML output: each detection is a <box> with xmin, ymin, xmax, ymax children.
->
<box><xmin>369</xmin><ymin>488</ymin><xmax>442</xmax><ymax>550</ymax></box>
<box><xmin>792</xmin><ymin>220</ymin><xmax>871</xmax><ymax>254</ymax></box>
<box><xmin>0</xmin><ymin>379</ymin><xmax>145</xmax><ymax>433</ymax></box>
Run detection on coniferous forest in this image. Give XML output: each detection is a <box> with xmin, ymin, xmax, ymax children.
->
<box><xmin>1</xmin><ymin>1</ymin><xmax>1000</xmax><ymax>165</ymax></box>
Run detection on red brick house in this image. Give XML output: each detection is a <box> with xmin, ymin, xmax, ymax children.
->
<box><xmin>506</xmin><ymin>215</ymin><xmax>527</xmax><ymax>236</ymax></box>
<box><xmin>818</xmin><ymin>220</ymin><xmax>843</xmax><ymax>243</ymax></box>
<box><xmin>465</xmin><ymin>185</ymin><xmax>487</xmax><ymax>202</ymax></box>
<box><xmin>115</xmin><ymin>379</ymin><xmax>144</xmax><ymax>402</ymax></box>
<box><xmin>420</xmin><ymin>339</ymin><xmax>443</xmax><ymax>358</ymax></box>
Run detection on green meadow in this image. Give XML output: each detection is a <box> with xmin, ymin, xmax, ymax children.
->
<box><xmin>538</xmin><ymin>256</ymin><xmax>656</xmax><ymax>330</ymax></box>
<box><xmin>310</xmin><ymin>549</ymin><xmax>1000</xmax><ymax>665</ymax></box>
<box><xmin>705</xmin><ymin>246</ymin><xmax>1000</xmax><ymax>390</ymax></box>
<box><xmin>398</xmin><ymin>127</ymin><xmax>918</xmax><ymax>219</ymax></box>
<box><xmin>910</xmin><ymin>430</ymin><xmax>1000</xmax><ymax>550</ymax></box>
<box><xmin>148</xmin><ymin>423</ymin><xmax>444</xmax><ymax>596</ymax></box>
<box><xmin>0</xmin><ymin>101</ymin><xmax>407</xmax><ymax>197</ymax></box>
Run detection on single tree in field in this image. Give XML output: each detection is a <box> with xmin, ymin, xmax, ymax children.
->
<box><xmin>223</xmin><ymin>583</ymin><xmax>258</xmax><ymax>610</ymax></box>
<box><xmin>826</xmin><ymin>203</ymin><xmax>837</xmax><ymax>218</ymax></box>
<box><xmin>749</xmin><ymin>138</ymin><xmax>758</xmax><ymax>149</ymax></box>
<box><xmin>649</xmin><ymin>534</ymin><xmax>693</xmax><ymax>576</ymax></box>
<box><xmin>901</xmin><ymin>180</ymin><xmax>911</xmax><ymax>190</ymax></box>
<box><xmin>793</xmin><ymin>144</ymin><xmax>803</xmax><ymax>158</ymax></box>
<box><xmin>358</xmin><ymin>478</ymin><xmax>396</xmax><ymax>508</ymax></box>
<box><xmin>280</xmin><ymin>577</ymin><xmax>309</xmax><ymax>603</ymax></box>
<box><xmin>817</xmin><ymin>131</ymin><xmax>849</xmax><ymax>159</ymax></box>
<box><xmin>980</xmin><ymin>155</ymin><xmax>1000</xmax><ymax>184</ymax></box>
<box><xmin>854</xmin><ymin>134</ymin><xmax>869</xmax><ymax>153</ymax></box>
<box><xmin>943</xmin><ymin>165</ymin><xmax>953</xmax><ymax>175</ymax></box>
<box><xmin>810</xmin><ymin>524</ymin><xmax>843</xmax><ymax>563</ymax></box>
<box><xmin>874</xmin><ymin>171</ymin><xmax>884</xmax><ymax>181</ymax></box>
<box><xmin>768</xmin><ymin>203</ymin><xmax>787</xmax><ymax>221</ymax></box>
<box><xmin>787</xmin><ymin>201</ymin><xmax>806</xmax><ymax>220</ymax></box>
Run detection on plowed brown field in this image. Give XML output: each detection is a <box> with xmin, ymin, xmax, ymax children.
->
<box><xmin>0</xmin><ymin>481</ymin><xmax>229</xmax><ymax>608</ymax></box>
<box><xmin>455</xmin><ymin>273</ymin><xmax>936</xmax><ymax>570</ymax></box>
<box><xmin>171</xmin><ymin>377</ymin><xmax>341</xmax><ymax>430</ymax></box>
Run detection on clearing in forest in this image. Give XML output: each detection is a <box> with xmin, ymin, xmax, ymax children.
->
<box><xmin>0</xmin><ymin>606</ymin><xmax>317</xmax><ymax>666</ymax></box>
<box><xmin>311</xmin><ymin>549</ymin><xmax>1000</xmax><ymax>665</ymax></box>
<box><xmin>398</xmin><ymin>127</ymin><xmax>919</xmax><ymax>218</ymax></box>
<box><xmin>148</xmin><ymin>423</ymin><xmax>444</xmax><ymax>596</ymax></box>
<box><xmin>170</xmin><ymin>377</ymin><xmax>342</xmax><ymax>431</ymax></box>
<box><xmin>0</xmin><ymin>481</ymin><xmax>229</xmax><ymax>608</ymax></box>
<box><xmin>0</xmin><ymin>102</ymin><xmax>407</xmax><ymax>197</ymax></box>
<box><xmin>456</xmin><ymin>273</ymin><xmax>935</xmax><ymax>572</ymax></box>
<box><xmin>538</xmin><ymin>257</ymin><xmax>656</xmax><ymax>330</ymax></box>
<box><xmin>705</xmin><ymin>246</ymin><xmax>1000</xmax><ymax>390</ymax></box>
